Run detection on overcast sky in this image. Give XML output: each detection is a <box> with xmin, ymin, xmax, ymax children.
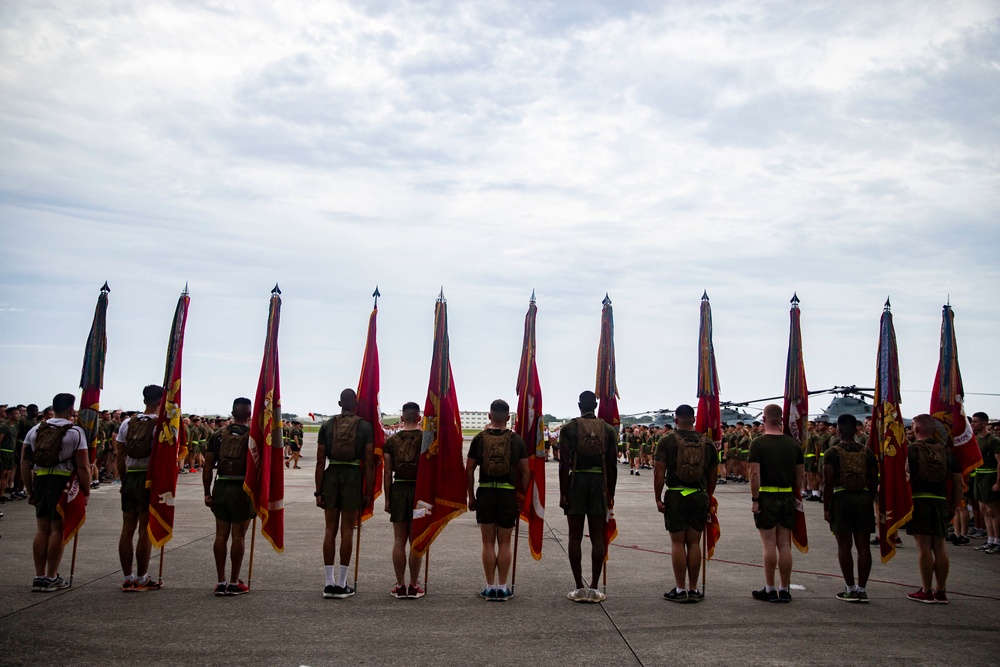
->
<box><xmin>2</xmin><ymin>1</ymin><xmax>998</xmax><ymax>421</ymax></box>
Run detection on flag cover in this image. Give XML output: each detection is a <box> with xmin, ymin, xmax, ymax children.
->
<box><xmin>596</xmin><ymin>294</ymin><xmax>619</xmax><ymax>558</ymax></box>
<box><xmin>410</xmin><ymin>292</ymin><xmax>467</xmax><ymax>555</ymax></box>
<box><xmin>930</xmin><ymin>304</ymin><xmax>982</xmax><ymax>476</ymax></box>
<box><xmin>695</xmin><ymin>292</ymin><xmax>723</xmax><ymax>559</ymax></box>
<box><xmin>357</xmin><ymin>295</ymin><xmax>385</xmax><ymax>523</ymax></box>
<box><xmin>781</xmin><ymin>294</ymin><xmax>809</xmax><ymax>554</ymax></box>
<box><xmin>244</xmin><ymin>286</ymin><xmax>285</xmax><ymax>552</ymax></box>
<box><xmin>59</xmin><ymin>283</ymin><xmax>110</xmax><ymax>543</ymax></box>
<box><xmin>515</xmin><ymin>293</ymin><xmax>545</xmax><ymax>560</ymax></box>
<box><xmin>147</xmin><ymin>288</ymin><xmax>191</xmax><ymax>549</ymax></box>
<box><xmin>868</xmin><ymin>299</ymin><xmax>912</xmax><ymax>564</ymax></box>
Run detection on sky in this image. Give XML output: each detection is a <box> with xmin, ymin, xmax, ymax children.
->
<box><xmin>1</xmin><ymin>1</ymin><xmax>998</xmax><ymax>421</ymax></box>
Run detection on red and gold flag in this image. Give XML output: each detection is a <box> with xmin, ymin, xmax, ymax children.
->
<box><xmin>244</xmin><ymin>285</ymin><xmax>284</xmax><ymax>552</ymax></box>
<box><xmin>59</xmin><ymin>282</ymin><xmax>110</xmax><ymax>543</ymax></box>
<box><xmin>147</xmin><ymin>287</ymin><xmax>191</xmax><ymax>548</ymax></box>
<box><xmin>516</xmin><ymin>292</ymin><xmax>545</xmax><ymax>560</ymax></box>
<box><xmin>868</xmin><ymin>298</ymin><xmax>912</xmax><ymax>563</ymax></box>
<box><xmin>357</xmin><ymin>289</ymin><xmax>385</xmax><ymax>522</ymax></box>
<box><xmin>695</xmin><ymin>292</ymin><xmax>723</xmax><ymax>558</ymax></box>
<box><xmin>411</xmin><ymin>291</ymin><xmax>467</xmax><ymax>555</ymax></box>
<box><xmin>930</xmin><ymin>304</ymin><xmax>982</xmax><ymax>476</ymax></box>
<box><xmin>781</xmin><ymin>294</ymin><xmax>809</xmax><ymax>554</ymax></box>
<box><xmin>596</xmin><ymin>294</ymin><xmax>619</xmax><ymax>557</ymax></box>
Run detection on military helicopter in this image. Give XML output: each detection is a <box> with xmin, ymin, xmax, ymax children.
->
<box><xmin>621</xmin><ymin>408</ymin><xmax>676</xmax><ymax>429</ymax></box>
<box><xmin>722</xmin><ymin>386</ymin><xmax>876</xmax><ymax>424</ymax></box>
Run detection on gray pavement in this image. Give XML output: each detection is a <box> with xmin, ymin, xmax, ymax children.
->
<box><xmin>1</xmin><ymin>434</ymin><xmax>998</xmax><ymax>666</ymax></box>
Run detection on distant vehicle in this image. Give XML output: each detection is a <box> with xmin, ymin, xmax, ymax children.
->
<box><xmin>814</xmin><ymin>386</ymin><xmax>874</xmax><ymax>423</ymax></box>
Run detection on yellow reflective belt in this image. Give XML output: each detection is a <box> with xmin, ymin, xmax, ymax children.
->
<box><xmin>668</xmin><ymin>487</ymin><xmax>702</xmax><ymax>497</ymax></box>
<box><xmin>759</xmin><ymin>486</ymin><xmax>793</xmax><ymax>493</ymax></box>
<box><xmin>574</xmin><ymin>467</ymin><xmax>603</xmax><ymax>474</ymax></box>
<box><xmin>394</xmin><ymin>478</ymin><xmax>416</xmax><ymax>483</ymax></box>
<box><xmin>833</xmin><ymin>486</ymin><xmax>869</xmax><ymax>494</ymax></box>
<box><xmin>126</xmin><ymin>467</ymin><xmax>148</xmax><ymax>473</ymax></box>
<box><xmin>329</xmin><ymin>460</ymin><xmax>360</xmax><ymax>466</ymax></box>
<box><xmin>804</xmin><ymin>454</ymin><xmax>816</xmax><ymax>458</ymax></box>
<box><xmin>479</xmin><ymin>482</ymin><xmax>515</xmax><ymax>490</ymax></box>
<box><xmin>977</xmin><ymin>468</ymin><xmax>997</xmax><ymax>474</ymax></box>
<box><xmin>217</xmin><ymin>475</ymin><xmax>243</xmax><ymax>481</ymax></box>
<box><xmin>912</xmin><ymin>492</ymin><xmax>946</xmax><ymax>501</ymax></box>
<box><xmin>35</xmin><ymin>469</ymin><xmax>72</xmax><ymax>477</ymax></box>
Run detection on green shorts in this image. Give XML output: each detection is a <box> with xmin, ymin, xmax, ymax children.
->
<box><xmin>906</xmin><ymin>497</ymin><xmax>949</xmax><ymax>537</ymax></box>
<box><xmin>212</xmin><ymin>478</ymin><xmax>255</xmax><ymax>523</ymax></box>
<box><xmin>475</xmin><ymin>486</ymin><xmax>518</xmax><ymax>528</ymax></box>
<box><xmin>754</xmin><ymin>492</ymin><xmax>797</xmax><ymax>530</ymax></box>
<box><xmin>628</xmin><ymin>449</ymin><xmax>640</xmax><ymax>459</ymax></box>
<box><xmin>322</xmin><ymin>464</ymin><xmax>362</xmax><ymax>511</ymax></box>
<box><xmin>33</xmin><ymin>474</ymin><xmax>69</xmax><ymax>520</ymax></box>
<box><xmin>803</xmin><ymin>454</ymin><xmax>818</xmax><ymax>474</ymax></box>
<box><xmin>564</xmin><ymin>471</ymin><xmax>608</xmax><ymax>516</ymax></box>
<box><xmin>974</xmin><ymin>471</ymin><xmax>999</xmax><ymax>504</ymax></box>
<box><xmin>121</xmin><ymin>470</ymin><xmax>150</xmax><ymax>514</ymax></box>
<box><xmin>0</xmin><ymin>449</ymin><xmax>14</xmax><ymax>470</ymax></box>
<box><xmin>663</xmin><ymin>489</ymin><xmax>709</xmax><ymax>533</ymax></box>
<box><xmin>389</xmin><ymin>480</ymin><xmax>415</xmax><ymax>523</ymax></box>
<box><xmin>829</xmin><ymin>490</ymin><xmax>875</xmax><ymax>534</ymax></box>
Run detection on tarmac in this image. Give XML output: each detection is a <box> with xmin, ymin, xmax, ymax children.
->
<box><xmin>1</xmin><ymin>433</ymin><xmax>998</xmax><ymax>666</ymax></box>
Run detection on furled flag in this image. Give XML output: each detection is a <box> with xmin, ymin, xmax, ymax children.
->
<box><xmin>358</xmin><ymin>287</ymin><xmax>386</xmax><ymax>523</ymax></box>
<box><xmin>868</xmin><ymin>298</ymin><xmax>912</xmax><ymax>564</ymax></box>
<box><xmin>244</xmin><ymin>284</ymin><xmax>285</xmax><ymax>552</ymax></box>
<box><xmin>596</xmin><ymin>294</ymin><xmax>619</xmax><ymax>558</ymax></box>
<box><xmin>930</xmin><ymin>304</ymin><xmax>982</xmax><ymax>476</ymax></box>
<box><xmin>147</xmin><ymin>287</ymin><xmax>191</xmax><ymax>548</ymax></box>
<box><xmin>781</xmin><ymin>293</ymin><xmax>809</xmax><ymax>554</ymax></box>
<box><xmin>695</xmin><ymin>291</ymin><xmax>723</xmax><ymax>559</ymax></box>
<box><xmin>411</xmin><ymin>290</ymin><xmax>467</xmax><ymax>555</ymax></box>
<box><xmin>516</xmin><ymin>291</ymin><xmax>545</xmax><ymax>560</ymax></box>
<box><xmin>59</xmin><ymin>282</ymin><xmax>110</xmax><ymax>543</ymax></box>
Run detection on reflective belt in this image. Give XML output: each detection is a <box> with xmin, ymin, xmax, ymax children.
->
<box><xmin>218</xmin><ymin>475</ymin><xmax>243</xmax><ymax>481</ymax></box>
<box><xmin>759</xmin><ymin>486</ymin><xmax>793</xmax><ymax>493</ymax></box>
<box><xmin>804</xmin><ymin>454</ymin><xmax>816</xmax><ymax>458</ymax></box>
<box><xmin>35</xmin><ymin>468</ymin><xmax>72</xmax><ymax>477</ymax></box>
<box><xmin>668</xmin><ymin>487</ymin><xmax>702</xmax><ymax>497</ymax></box>
<box><xmin>479</xmin><ymin>482</ymin><xmax>515</xmax><ymax>490</ymax></box>
<box><xmin>912</xmin><ymin>492</ymin><xmax>946</xmax><ymax>501</ymax></box>
<box><xmin>977</xmin><ymin>468</ymin><xmax>997</xmax><ymax>474</ymax></box>
<box><xmin>970</xmin><ymin>470</ymin><xmax>977</xmax><ymax>477</ymax></box>
<box><xmin>574</xmin><ymin>467</ymin><xmax>604</xmax><ymax>474</ymax></box>
<box><xmin>127</xmin><ymin>467</ymin><xmax>148</xmax><ymax>473</ymax></box>
<box><xmin>329</xmin><ymin>460</ymin><xmax>361</xmax><ymax>466</ymax></box>
<box><xmin>394</xmin><ymin>479</ymin><xmax>416</xmax><ymax>483</ymax></box>
<box><xmin>833</xmin><ymin>486</ymin><xmax>869</xmax><ymax>494</ymax></box>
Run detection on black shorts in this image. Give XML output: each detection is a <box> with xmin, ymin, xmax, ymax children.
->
<box><xmin>829</xmin><ymin>490</ymin><xmax>875</xmax><ymax>534</ymax></box>
<box><xmin>389</xmin><ymin>480</ymin><xmax>415</xmax><ymax>523</ymax></box>
<box><xmin>564</xmin><ymin>472</ymin><xmax>608</xmax><ymax>516</ymax></box>
<box><xmin>322</xmin><ymin>464</ymin><xmax>362</xmax><ymax>511</ymax></box>
<box><xmin>974</xmin><ymin>472</ymin><xmax>999</xmax><ymax>504</ymax></box>
<box><xmin>663</xmin><ymin>489</ymin><xmax>709</xmax><ymax>533</ymax></box>
<box><xmin>211</xmin><ymin>478</ymin><xmax>255</xmax><ymax>523</ymax></box>
<box><xmin>906</xmin><ymin>498</ymin><xmax>949</xmax><ymax>537</ymax></box>
<box><xmin>476</xmin><ymin>487</ymin><xmax>518</xmax><ymax>528</ymax></box>
<box><xmin>33</xmin><ymin>474</ymin><xmax>69</xmax><ymax>520</ymax></box>
<box><xmin>121</xmin><ymin>470</ymin><xmax>150</xmax><ymax>514</ymax></box>
<box><xmin>754</xmin><ymin>492</ymin><xmax>797</xmax><ymax>530</ymax></box>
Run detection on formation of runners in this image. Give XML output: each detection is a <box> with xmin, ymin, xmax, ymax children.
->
<box><xmin>6</xmin><ymin>391</ymin><xmax>999</xmax><ymax>603</ymax></box>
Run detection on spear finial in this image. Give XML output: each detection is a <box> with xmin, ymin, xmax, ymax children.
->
<box><xmin>437</xmin><ymin>287</ymin><xmax>446</xmax><ymax>303</ymax></box>
<box><xmin>182</xmin><ymin>282</ymin><xmax>189</xmax><ymax>296</ymax></box>
<box><xmin>530</xmin><ymin>289</ymin><xmax>536</xmax><ymax>304</ymax></box>
<box><xmin>373</xmin><ymin>285</ymin><xmax>381</xmax><ymax>308</ymax></box>
<box><xmin>884</xmin><ymin>296</ymin><xmax>891</xmax><ymax>310</ymax></box>
<box><xmin>701</xmin><ymin>290</ymin><xmax>709</xmax><ymax>301</ymax></box>
<box><xmin>603</xmin><ymin>293</ymin><xmax>612</xmax><ymax>307</ymax></box>
<box><xmin>100</xmin><ymin>281</ymin><xmax>111</xmax><ymax>294</ymax></box>
<box><xmin>272</xmin><ymin>283</ymin><xmax>281</xmax><ymax>295</ymax></box>
<box><xmin>791</xmin><ymin>292</ymin><xmax>799</xmax><ymax>306</ymax></box>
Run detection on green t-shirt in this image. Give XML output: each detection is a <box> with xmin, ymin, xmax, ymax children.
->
<box><xmin>0</xmin><ymin>421</ymin><xmax>17</xmax><ymax>452</ymax></box>
<box><xmin>654</xmin><ymin>430</ymin><xmax>719</xmax><ymax>489</ymax></box>
<box><xmin>977</xmin><ymin>434</ymin><xmax>1000</xmax><ymax>470</ymax></box>
<box><xmin>748</xmin><ymin>434</ymin><xmax>804</xmax><ymax>489</ymax></box>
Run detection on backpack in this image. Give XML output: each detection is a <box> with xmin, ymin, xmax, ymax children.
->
<box><xmin>392</xmin><ymin>430</ymin><xmax>421</xmax><ymax>479</ymax></box>
<box><xmin>327</xmin><ymin>415</ymin><xmax>360</xmax><ymax>462</ymax></box>
<box><xmin>125</xmin><ymin>416</ymin><xmax>157</xmax><ymax>459</ymax></box>
<box><xmin>217</xmin><ymin>425</ymin><xmax>249</xmax><ymax>477</ymax></box>
<box><xmin>834</xmin><ymin>445</ymin><xmax>868</xmax><ymax>492</ymax></box>
<box><xmin>32</xmin><ymin>422</ymin><xmax>74</xmax><ymax>468</ymax></box>
<box><xmin>574</xmin><ymin>418</ymin><xmax>606</xmax><ymax>458</ymax></box>
<box><xmin>913</xmin><ymin>440</ymin><xmax>948</xmax><ymax>484</ymax></box>
<box><xmin>675</xmin><ymin>432</ymin><xmax>707</xmax><ymax>486</ymax></box>
<box><xmin>481</xmin><ymin>431</ymin><xmax>513</xmax><ymax>477</ymax></box>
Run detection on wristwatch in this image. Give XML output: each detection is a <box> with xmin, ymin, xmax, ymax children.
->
<box><xmin>314</xmin><ymin>491</ymin><xmax>323</xmax><ymax>497</ymax></box>
<box><xmin>751</xmin><ymin>497</ymin><xmax>759</xmax><ymax>502</ymax></box>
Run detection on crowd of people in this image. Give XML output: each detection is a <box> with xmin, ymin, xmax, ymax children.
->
<box><xmin>5</xmin><ymin>390</ymin><xmax>998</xmax><ymax>604</ymax></box>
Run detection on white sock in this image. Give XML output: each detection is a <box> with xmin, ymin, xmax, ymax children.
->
<box><xmin>812</xmin><ymin>490</ymin><xmax>820</xmax><ymax>497</ymax></box>
<box><xmin>498</xmin><ymin>584</ymin><xmax>507</xmax><ymax>593</ymax></box>
<box><xmin>125</xmin><ymin>574</ymin><xmax>136</xmax><ymax>583</ymax></box>
<box><xmin>765</xmin><ymin>585</ymin><xmax>775</xmax><ymax>592</ymax></box>
<box><xmin>487</xmin><ymin>583</ymin><xmax>497</xmax><ymax>592</ymax></box>
<box><xmin>337</xmin><ymin>564</ymin><xmax>349</xmax><ymax>588</ymax></box>
<box><xmin>324</xmin><ymin>565</ymin><xmax>335</xmax><ymax>587</ymax></box>
<box><xmin>137</xmin><ymin>574</ymin><xmax>149</xmax><ymax>584</ymax></box>
<box><xmin>778</xmin><ymin>586</ymin><xmax>788</xmax><ymax>593</ymax></box>
<box><xmin>676</xmin><ymin>587</ymin><xmax>685</xmax><ymax>594</ymax></box>
<box><xmin>856</xmin><ymin>586</ymin><xmax>865</xmax><ymax>593</ymax></box>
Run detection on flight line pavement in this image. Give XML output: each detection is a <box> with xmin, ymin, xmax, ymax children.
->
<box><xmin>1</xmin><ymin>433</ymin><xmax>997</xmax><ymax>667</ymax></box>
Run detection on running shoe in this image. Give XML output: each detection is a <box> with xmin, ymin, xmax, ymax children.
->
<box><xmin>333</xmin><ymin>585</ymin><xmax>355</xmax><ymax>599</ymax></box>
<box><xmin>138</xmin><ymin>578</ymin><xmax>163</xmax><ymax>591</ymax></box>
<box><xmin>391</xmin><ymin>584</ymin><xmax>407</xmax><ymax>599</ymax></box>
<box><xmin>407</xmin><ymin>583</ymin><xmax>425</xmax><ymax>599</ymax></box>
<box><xmin>214</xmin><ymin>583</ymin><xmax>228</xmax><ymax>597</ymax></box>
<box><xmin>752</xmin><ymin>588</ymin><xmax>777</xmax><ymax>602</ymax></box>
<box><xmin>906</xmin><ymin>588</ymin><xmax>935</xmax><ymax>604</ymax></box>
<box><xmin>494</xmin><ymin>588</ymin><xmax>511</xmax><ymax>602</ymax></box>
<box><xmin>856</xmin><ymin>590</ymin><xmax>869</xmax><ymax>603</ymax></box>
<box><xmin>41</xmin><ymin>576</ymin><xmax>70</xmax><ymax>592</ymax></box>
<box><xmin>31</xmin><ymin>577</ymin><xmax>47</xmax><ymax>592</ymax></box>
<box><xmin>480</xmin><ymin>587</ymin><xmax>498</xmax><ymax>600</ymax></box>
<box><xmin>836</xmin><ymin>589</ymin><xmax>859</xmax><ymax>603</ymax></box>
<box><xmin>226</xmin><ymin>580</ymin><xmax>249</xmax><ymax>596</ymax></box>
<box><xmin>687</xmin><ymin>589</ymin><xmax>704</xmax><ymax>603</ymax></box>
<box><xmin>933</xmin><ymin>590</ymin><xmax>949</xmax><ymax>605</ymax></box>
<box><xmin>974</xmin><ymin>543</ymin><xmax>990</xmax><ymax>551</ymax></box>
<box><xmin>121</xmin><ymin>579</ymin><xmax>138</xmax><ymax>592</ymax></box>
<box><xmin>987</xmin><ymin>544</ymin><xmax>1000</xmax><ymax>555</ymax></box>
<box><xmin>663</xmin><ymin>589</ymin><xmax>688</xmax><ymax>603</ymax></box>
<box><xmin>587</xmin><ymin>588</ymin><xmax>606</xmax><ymax>602</ymax></box>
<box><xmin>323</xmin><ymin>585</ymin><xmax>336</xmax><ymax>599</ymax></box>
<box><xmin>777</xmin><ymin>589</ymin><xmax>792</xmax><ymax>603</ymax></box>
<box><xmin>567</xmin><ymin>587</ymin><xmax>589</xmax><ymax>603</ymax></box>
